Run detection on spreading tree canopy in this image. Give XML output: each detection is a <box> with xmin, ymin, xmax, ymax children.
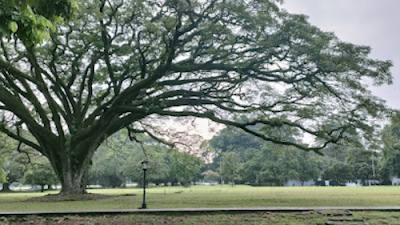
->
<box><xmin>0</xmin><ymin>0</ymin><xmax>392</xmax><ymax>195</ymax></box>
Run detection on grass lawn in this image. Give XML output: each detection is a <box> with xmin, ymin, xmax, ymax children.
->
<box><xmin>1</xmin><ymin>185</ymin><xmax>400</xmax><ymax>212</ymax></box>
<box><xmin>3</xmin><ymin>211</ymin><xmax>400</xmax><ymax>224</ymax></box>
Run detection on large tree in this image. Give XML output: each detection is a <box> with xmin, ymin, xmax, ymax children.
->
<box><xmin>0</xmin><ymin>0</ymin><xmax>392</xmax><ymax>195</ymax></box>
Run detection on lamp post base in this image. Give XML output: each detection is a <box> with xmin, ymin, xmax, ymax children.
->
<box><xmin>139</xmin><ymin>204</ymin><xmax>147</xmax><ymax>209</ymax></box>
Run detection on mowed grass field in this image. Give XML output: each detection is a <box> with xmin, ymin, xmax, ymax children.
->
<box><xmin>4</xmin><ymin>211</ymin><xmax>400</xmax><ymax>225</ymax></box>
<box><xmin>1</xmin><ymin>185</ymin><xmax>400</xmax><ymax>212</ymax></box>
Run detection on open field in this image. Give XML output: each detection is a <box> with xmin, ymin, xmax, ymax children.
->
<box><xmin>2</xmin><ymin>211</ymin><xmax>400</xmax><ymax>224</ymax></box>
<box><xmin>1</xmin><ymin>185</ymin><xmax>400</xmax><ymax>212</ymax></box>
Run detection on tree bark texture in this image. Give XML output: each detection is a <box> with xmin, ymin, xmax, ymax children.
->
<box><xmin>0</xmin><ymin>182</ymin><xmax>11</xmax><ymax>192</ymax></box>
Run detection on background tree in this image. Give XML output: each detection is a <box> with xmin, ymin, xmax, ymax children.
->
<box><xmin>240</xmin><ymin>148</ymin><xmax>264</xmax><ymax>185</ymax></box>
<box><xmin>86</xmin><ymin>144</ymin><xmax>127</xmax><ymax>188</ymax></box>
<box><xmin>86</xmin><ymin>131</ymin><xmax>138</xmax><ymax>188</ymax></box>
<box><xmin>296</xmin><ymin>151</ymin><xmax>322</xmax><ymax>185</ymax></box>
<box><xmin>256</xmin><ymin>146</ymin><xmax>301</xmax><ymax>186</ymax></box>
<box><xmin>122</xmin><ymin>143</ymin><xmax>171</xmax><ymax>187</ymax></box>
<box><xmin>320</xmin><ymin>144</ymin><xmax>349</xmax><ymax>163</ymax></box>
<box><xmin>208</xmin><ymin>127</ymin><xmax>263</xmax><ymax>172</ymax></box>
<box><xmin>377</xmin><ymin>158</ymin><xmax>392</xmax><ymax>185</ymax></box>
<box><xmin>322</xmin><ymin>162</ymin><xmax>355</xmax><ymax>186</ymax></box>
<box><xmin>346</xmin><ymin>147</ymin><xmax>374</xmax><ymax>185</ymax></box>
<box><xmin>169</xmin><ymin>151</ymin><xmax>202</xmax><ymax>187</ymax></box>
<box><xmin>210</xmin><ymin>127</ymin><xmax>264</xmax><ymax>156</ymax></box>
<box><xmin>0</xmin><ymin>159</ymin><xmax>4</xmax><ymax>184</ymax></box>
<box><xmin>1</xmin><ymin>153</ymin><xmax>31</xmax><ymax>192</ymax></box>
<box><xmin>220</xmin><ymin>152</ymin><xmax>241</xmax><ymax>186</ymax></box>
<box><xmin>84</xmin><ymin>131</ymin><xmax>172</xmax><ymax>187</ymax></box>
<box><xmin>380</xmin><ymin>110</ymin><xmax>400</xmax><ymax>183</ymax></box>
<box><xmin>22</xmin><ymin>156</ymin><xmax>59</xmax><ymax>192</ymax></box>
<box><xmin>0</xmin><ymin>133</ymin><xmax>33</xmax><ymax>192</ymax></box>
<box><xmin>240</xmin><ymin>146</ymin><xmax>322</xmax><ymax>186</ymax></box>
<box><xmin>0</xmin><ymin>0</ymin><xmax>392</xmax><ymax>195</ymax></box>
<box><xmin>0</xmin><ymin>132</ymin><xmax>11</xmax><ymax>184</ymax></box>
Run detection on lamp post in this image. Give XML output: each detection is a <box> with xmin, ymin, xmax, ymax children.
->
<box><xmin>140</xmin><ymin>160</ymin><xmax>148</xmax><ymax>209</ymax></box>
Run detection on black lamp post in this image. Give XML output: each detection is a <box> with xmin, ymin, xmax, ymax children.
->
<box><xmin>140</xmin><ymin>160</ymin><xmax>148</xmax><ymax>209</ymax></box>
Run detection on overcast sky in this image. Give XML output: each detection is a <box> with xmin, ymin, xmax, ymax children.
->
<box><xmin>282</xmin><ymin>0</ymin><xmax>400</xmax><ymax>109</ymax></box>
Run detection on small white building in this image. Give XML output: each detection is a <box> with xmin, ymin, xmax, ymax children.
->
<box><xmin>392</xmin><ymin>176</ymin><xmax>400</xmax><ymax>185</ymax></box>
<box><xmin>283</xmin><ymin>177</ymin><xmax>400</xmax><ymax>186</ymax></box>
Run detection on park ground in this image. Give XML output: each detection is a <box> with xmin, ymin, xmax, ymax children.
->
<box><xmin>1</xmin><ymin>185</ymin><xmax>400</xmax><ymax>224</ymax></box>
<box><xmin>2</xmin><ymin>211</ymin><xmax>400</xmax><ymax>224</ymax></box>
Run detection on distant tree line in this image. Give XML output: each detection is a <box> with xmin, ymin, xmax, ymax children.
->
<box><xmin>207</xmin><ymin>111</ymin><xmax>400</xmax><ymax>186</ymax></box>
<box><xmin>85</xmin><ymin>132</ymin><xmax>203</xmax><ymax>188</ymax></box>
<box><xmin>2</xmin><ymin>111</ymin><xmax>400</xmax><ymax>190</ymax></box>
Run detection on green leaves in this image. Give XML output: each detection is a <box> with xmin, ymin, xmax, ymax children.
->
<box><xmin>169</xmin><ymin>151</ymin><xmax>202</xmax><ymax>187</ymax></box>
<box><xmin>22</xmin><ymin>157</ymin><xmax>59</xmax><ymax>190</ymax></box>
<box><xmin>220</xmin><ymin>152</ymin><xmax>241</xmax><ymax>185</ymax></box>
<box><xmin>0</xmin><ymin>0</ymin><xmax>76</xmax><ymax>45</ymax></box>
<box><xmin>0</xmin><ymin>132</ymin><xmax>15</xmax><ymax>184</ymax></box>
<box><xmin>322</xmin><ymin>161</ymin><xmax>355</xmax><ymax>184</ymax></box>
<box><xmin>380</xmin><ymin>110</ymin><xmax>400</xmax><ymax>178</ymax></box>
<box><xmin>7</xmin><ymin>21</ymin><xmax>18</xmax><ymax>33</ymax></box>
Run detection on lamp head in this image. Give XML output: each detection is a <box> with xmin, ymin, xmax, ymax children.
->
<box><xmin>142</xmin><ymin>160</ymin><xmax>148</xmax><ymax>170</ymax></box>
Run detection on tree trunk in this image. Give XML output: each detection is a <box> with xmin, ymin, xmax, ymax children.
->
<box><xmin>58</xmin><ymin>166</ymin><xmax>88</xmax><ymax>195</ymax></box>
<box><xmin>48</xmin><ymin>147</ymin><xmax>94</xmax><ymax>195</ymax></box>
<box><xmin>38</xmin><ymin>118</ymin><xmax>132</xmax><ymax>195</ymax></box>
<box><xmin>0</xmin><ymin>182</ymin><xmax>11</xmax><ymax>192</ymax></box>
<box><xmin>183</xmin><ymin>181</ymin><xmax>190</xmax><ymax>187</ymax></box>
